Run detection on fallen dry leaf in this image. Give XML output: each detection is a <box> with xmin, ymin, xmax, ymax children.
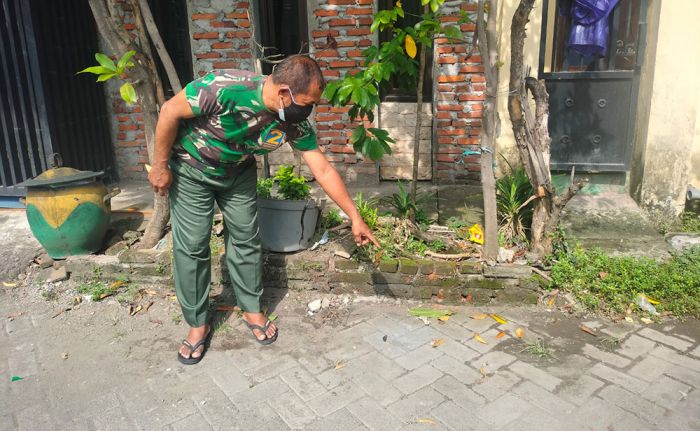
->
<box><xmin>431</xmin><ymin>338</ymin><xmax>444</xmax><ymax>348</ymax></box>
<box><xmin>2</xmin><ymin>281</ymin><xmax>17</xmax><ymax>287</ymax></box>
<box><xmin>490</xmin><ymin>314</ymin><xmax>507</xmax><ymax>324</ymax></box>
<box><xmin>496</xmin><ymin>331</ymin><xmax>506</xmax><ymax>339</ymax></box>
<box><xmin>334</xmin><ymin>361</ymin><xmax>346</xmax><ymax>370</ymax></box>
<box><xmin>625</xmin><ymin>316</ymin><xmax>635</xmax><ymax>323</ymax></box>
<box><xmin>145</xmin><ymin>289</ymin><xmax>158</xmax><ymax>296</ymax></box>
<box><xmin>7</xmin><ymin>311</ymin><xmax>23</xmax><ymax>320</ymax></box>
<box><xmin>641</xmin><ymin>317</ymin><xmax>653</xmax><ymax>324</ymax></box>
<box><xmin>547</xmin><ymin>296</ymin><xmax>556</xmax><ymax>308</ymax></box>
<box><xmin>515</xmin><ymin>327</ymin><xmax>525</xmax><ymax>339</ymax></box>
<box><xmin>416</xmin><ymin>419</ymin><xmax>436</xmax><ymax>425</ymax></box>
<box><xmin>437</xmin><ymin>315</ymin><xmax>450</xmax><ymax>322</ymax></box>
<box><xmin>474</xmin><ymin>333</ymin><xmax>487</xmax><ymax>344</ymax></box>
<box><xmin>479</xmin><ymin>367</ymin><xmax>488</xmax><ymax>377</ymax></box>
<box><xmin>60</xmin><ymin>352</ymin><xmax>69</xmax><ymax>360</ymax></box>
<box><xmin>109</xmin><ymin>280</ymin><xmax>125</xmax><ymax>290</ymax></box>
<box><xmin>471</xmin><ymin>313</ymin><xmax>489</xmax><ymax>320</ymax></box>
<box><xmin>579</xmin><ymin>324</ymin><xmax>598</xmax><ymax>337</ymax></box>
<box><xmin>598</xmin><ymin>271</ymin><xmax>608</xmax><ymax>279</ymax></box>
<box><xmin>144</xmin><ymin>301</ymin><xmax>154</xmax><ymax>311</ymax></box>
<box><xmin>130</xmin><ymin>305</ymin><xmax>143</xmax><ymax>316</ymax></box>
<box><xmin>98</xmin><ymin>292</ymin><xmax>113</xmax><ymax>300</ymax></box>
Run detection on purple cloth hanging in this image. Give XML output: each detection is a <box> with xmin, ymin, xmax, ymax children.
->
<box><xmin>568</xmin><ymin>0</ymin><xmax>620</xmax><ymax>56</ymax></box>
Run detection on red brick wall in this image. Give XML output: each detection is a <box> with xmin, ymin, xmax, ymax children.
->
<box><xmin>108</xmin><ymin>0</ymin><xmax>482</xmax><ymax>184</ymax></box>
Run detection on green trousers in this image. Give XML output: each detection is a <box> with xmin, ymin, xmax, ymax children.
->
<box><xmin>169</xmin><ymin>159</ymin><xmax>262</xmax><ymax>327</ymax></box>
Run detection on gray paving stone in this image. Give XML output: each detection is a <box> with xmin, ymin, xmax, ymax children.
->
<box><xmin>272</xmin><ymin>390</ymin><xmax>318</xmax><ymax>429</ymax></box>
<box><xmin>572</xmin><ymin>397</ymin><xmax>626</xmax><ymax>430</ymax></box>
<box><xmin>637</xmin><ymin>327</ymin><xmax>693</xmax><ymax>352</ymax></box>
<box><xmin>280</xmin><ymin>366</ymin><xmax>327</xmax><ymax>401</ymax></box>
<box><xmin>664</xmin><ymin>364</ymin><xmax>700</xmax><ymax>389</ymax></box>
<box><xmin>395</xmin><ymin>343</ymin><xmax>444</xmax><ymax>370</ymax></box>
<box><xmin>395</xmin><ymin>326</ymin><xmax>445</xmax><ymax>351</ymax></box>
<box><xmin>613</xmin><ymin>411</ymin><xmax>662</xmax><ymax>431</ymax></box>
<box><xmin>7</xmin><ymin>345</ymin><xmax>39</xmax><ymax>378</ymax></box>
<box><xmin>208</xmin><ymin>366</ymin><xmax>251</xmax><ymax>399</ymax></box>
<box><xmin>600</xmin><ymin>323</ymin><xmax>638</xmax><ymax>339</ymax></box>
<box><xmin>347</xmin><ymin>397</ymin><xmax>403</xmax><ymax>431</ymax></box>
<box><xmin>475</xmin><ymin>393</ymin><xmax>533</xmax><ymax>428</ymax></box>
<box><xmin>352</xmin><ymin>371</ymin><xmax>403</xmax><ymax>406</ymax></box>
<box><xmin>650</xmin><ymin>345</ymin><xmax>700</xmax><ymax>372</ymax></box>
<box><xmin>392</xmin><ymin>364</ymin><xmax>443</xmax><ymax>395</ymax></box>
<box><xmin>503</xmin><ymin>406</ymin><xmax>569</xmax><ymax>431</ymax></box>
<box><xmin>298</xmin><ymin>354</ymin><xmax>334</xmax><ymax>375</ymax></box>
<box><xmin>227</xmin><ymin>377</ymin><xmax>291</xmax><ymax>408</ymax></box>
<box><xmin>508</xmin><ymin>361</ymin><xmax>563</xmax><ymax>391</ymax></box>
<box><xmin>640</xmin><ymin>376</ymin><xmax>692</xmax><ymax>410</ymax></box>
<box><xmin>316</xmin><ymin>362</ymin><xmax>356</xmax><ymax>390</ymax></box>
<box><xmin>557</xmin><ymin>375</ymin><xmax>605</xmax><ymax>406</ymax></box>
<box><xmin>354</xmin><ymin>351</ymin><xmax>407</xmax><ymax>381</ymax></box>
<box><xmin>366</xmin><ymin>316</ymin><xmax>415</xmax><ymax>337</ymax></box>
<box><xmin>307</xmin><ymin>381</ymin><xmax>365</xmax><ymax>416</ymax></box>
<box><xmin>431</xmin><ymin>400</ymin><xmax>489</xmax><ymax>430</ymax></box>
<box><xmin>473</xmin><ymin>350</ymin><xmax>517</xmax><ymax>374</ymax></box>
<box><xmin>169</xmin><ymin>413</ymin><xmax>213</xmax><ymax>431</ymax></box>
<box><xmin>656</xmin><ymin>389</ymin><xmax>700</xmax><ymax>430</ymax></box>
<box><xmin>618</xmin><ymin>334</ymin><xmax>657</xmax><ymax>359</ymax></box>
<box><xmin>465</xmin><ymin>328</ymin><xmax>509</xmax><ymax>354</ymax></box>
<box><xmin>597</xmin><ymin>384</ymin><xmax>668</xmax><ymax>426</ymax></box>
<box><xmin>431</xmin><ymin>354</ymin><xmax>481</xmax><ymax>384</ymax></box>
<box><xmin>627</xmin><ymin>355</ymin><xmax>670</xmax><ymax>383</ymax></box>
<box><xmin>461</xmin><ymin>316</ymin><xmax>496</xmax><ymax>333</ymax></box>
<box><xmin>435</xmin><ymin>338</ymin><xmax>480</xmax><ymax>362</ymax></box>
<box><xmin>242</xmin><ymin>354</ymin><xmax>299</xmax><ymax>383</ymax></box>
<box><xmin>228</xmin><ymin>347</ymin><xmax>277</xmax><ymax>373</ymax></box>
<box><xmin>511</xmin><ymin>380</ymin><xmax>574</xmax><ymax>416</ymax></box>
<box><xmin>581</xmin><ymin>343</ymin><xmax>632</xmax><ymax>368</ymax></box>
<box><xmin>471</xmin><ymin>370</ymin><xmax>521</xmax><ymax>401</ymax></box>
<box><xmin>545</xmin><ymin>354</ymin><xmax>594</xmax><ymax>380</ymax></box>
<box><xmin>230</xmin><ymin>401</ymin><xmax>291</xmax><ymax>430</ymax></box>
<box><xmin>363</xmin><ymin>331</ymin><xmax>409</xmax><ymax>359</ymax></box>
<box><xmin>690</xmin><ymin>344</ymin><xmax>700</xmax><ymax>358</ymax></box>
<box><xmin>387</xmin><ymin>387</ymin><xmax>445</xmax><ymax>423</ymax></box>
<box><xmin>589</xmin><ymin>363</ymin><xmax>648</xmax><ymax>394</ymax></box>
<box><xmin>304</xmin><ymin>408</ymin><xmax>364</xmax><ymax>431</ymax></box>
<box><xmin>324</xmin><ymin>342</ymin><xmax>374</xmax><ymax>364</ymax></box>
<box><xmin>432</xmin><ymin>375</ymin><xmax>486</xmax><ymax>409</ymax></box>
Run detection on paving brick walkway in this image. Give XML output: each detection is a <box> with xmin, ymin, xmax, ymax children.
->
<box><xmin>1</xmin><ymin>290</ymin><xmax>699</xmax><ymax>430</ymax></box>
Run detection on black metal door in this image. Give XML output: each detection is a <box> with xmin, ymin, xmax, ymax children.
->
<box><xmin>0</xmin><ymin>0</ymin><xmax>114</xmax><ymax>197</ymax></box>
<box><xmin>539</xmin><ymin>0</ymin><xmax>648</xmax><ymax>172</ymax></box>
<box><xmin>0</xmin><ymin>0</ymin><xmax>53</xmax><ymax>196</ymax></box>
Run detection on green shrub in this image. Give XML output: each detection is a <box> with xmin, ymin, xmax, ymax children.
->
<box><xmin>274</xmin><ymin>165</ymin><xmax>311</xmax><ymax>201</ymax></box>
<box><xmin>680</xmin><ymin>211</ymin><xmax>700</xmax><ymax>233</ymax></box>
<box><xmin>381</xmin><ymin>180</ymin><xmax>432</xmax><ymax>219</ymax></box>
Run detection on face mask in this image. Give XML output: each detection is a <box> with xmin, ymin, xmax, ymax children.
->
<box><xmin>278</xmin><ymin>88</ymin><xmax>313</xmax><ymax>123</ymax></box>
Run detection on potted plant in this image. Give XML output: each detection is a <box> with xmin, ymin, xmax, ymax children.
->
<box><xmin>257</xmin><ymin>165</ymin><xmax>320</xmax><ymax>252</ymax></box>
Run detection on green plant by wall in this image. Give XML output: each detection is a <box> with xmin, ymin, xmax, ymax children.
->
<box><xmin>381</xmin><ymin>180</ymin><xmax>432</xmax><ymax>219</ymax></box>
<box><xmin>274</xmin><ymin>165</ymin><xmax>311</xmax><ymax>201</ymax></box>
<box><xmin>354</xmin><ymin>192</ymin><xmax>379</xmax><ymax>230</ymax></box>
<box><xmin>322</xmin><ymin>0</ymin><xmax>467</xmax><ymax>161</ymax></box>
<box><xmin>550</xmin><ymin>245</ymin><xmax>700</xmax><ymax>318</ymax></box>
<box><xmin>77</xmin><ymin>51</ymin><xmax>137</xmax><ymax>105</ymax></box>
<box><xmin>320</xmin><ymin>207</ymin><xmax>344</xmax><ymax>230</ymax></box>
<box><xmin>496</xmin><ymin>162</ymin><xmax>535</xmax><ymax>246</ymax></box>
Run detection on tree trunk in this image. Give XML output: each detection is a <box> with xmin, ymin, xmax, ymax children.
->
<box><xmin>88</xmin><ymin>0</ymin><xmax>177</xmax><ymax>249</ymax></box>
<box><xmin>410</xmin><ymin>31</ymin><xmax>428</xmax><ymax>220</ymax></box>
<box><xmin>138</xmin><ymin>0</ymin><xmax>182</xmax><ymax>94</ymax></box>
<box><xmin>508</xmin><ymin>0</ymin><xmax>586</xmax><ymax>257</ymax></box>
<box><xmin>477</xmin><ymin>0</ymin><xmax>500</xmax><ymax>261</ymax></box>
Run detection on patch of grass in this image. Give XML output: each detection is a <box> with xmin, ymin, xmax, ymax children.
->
<box><xmin>297</xmin><ymin>261</ymin><xmax>324</xmax><ymax>271</ymax></box>
<box><xmin>600</xmin><ymin>336</ymin><xmax>623</xmax><ymax>350</ymax></box>
<box><xmin>214</xmin><ymin>320</ymin><xmax>231</xmax><ymax>334</ymax></box>
<box><xmin>428</xmin><ymin>239</ymin><xmax>447</xmax><ymax>252</ymax></box>
<box><xmin>354</xmin><ymin>192</ymin><xmax>379</xmax><ymax>230</ymax></box>
<box><xmin>550</xmin><ymin>245</ymin><xmax>700</xmax><ymax>318</ymax></box>
<box><xmin>171</xmin><ymin>313</ymin><xmax>182</xmax><ymax>324</ymax></box>
<box><xmin>520</xmin><ymin>338</ymin><xmax>554</xmax><ymax>359</ymax></box>
<box><xmin>210</xmin><ymin>234</ymin><xmax>224</xmax><ymax>256</ymax></box>
<box><xmin>41</xmin><ymin>289</ymin><xmax>58</xmax><ymax>302</ymax></box>
<box><xmin>496</xmin><ymin>161</ymin><xmax>534</xmax><ymax>246</ymax></box>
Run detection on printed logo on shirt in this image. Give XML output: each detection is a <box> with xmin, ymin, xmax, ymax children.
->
<box><xmin>259</xmin><ymin>129</ymin><xmax>286</xmax><ymax>151</ymax></box>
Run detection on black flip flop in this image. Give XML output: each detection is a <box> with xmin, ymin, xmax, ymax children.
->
<box><xmin>177</xmin><ymin>329</ymin><xmax>212</xmax><ymax>365</ymax></box>
<box><xmin>245</xmin><ymin>319</ymin><xmax>278</xmax><ymax>345</ymax></box>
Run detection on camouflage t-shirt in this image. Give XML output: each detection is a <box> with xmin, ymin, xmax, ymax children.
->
<box><xmin>173</xmin><ymin>69</ymin><xmax>318</xmax><ymax>177</ymax></box>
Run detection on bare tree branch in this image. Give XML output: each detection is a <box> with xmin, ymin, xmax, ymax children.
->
<box><xmin>138</xmin><ymin>0</ymin><xmax>182</xmax><ymax>93</ymax></box>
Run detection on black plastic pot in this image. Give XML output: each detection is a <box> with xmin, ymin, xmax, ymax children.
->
<box><xmin>257</xmin><ymin>197</ymin><xmax>320</xmax><ymax>252</ymax></box>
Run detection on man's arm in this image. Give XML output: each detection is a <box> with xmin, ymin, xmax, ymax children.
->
<box><xmin>148</xmin><ymin>90</ymin><xmax>195</xmax><ymax>195</ymax></box>
<box><xmin>301</xmin><ymin>149</ymin><xmax>379</xmax><ymax>247</ymax></box>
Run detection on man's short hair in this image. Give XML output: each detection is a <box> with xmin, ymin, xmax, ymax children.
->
<box><xmin>271</xmin><ymin>55</ymin><xmax>325</xmax><ymax>95</ymax></box>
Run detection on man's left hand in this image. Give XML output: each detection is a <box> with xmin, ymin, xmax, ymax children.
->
<box><xmin>352</xmin><ymin>219</ymin><xmax>380</xmax><ymax>247</ymax></box>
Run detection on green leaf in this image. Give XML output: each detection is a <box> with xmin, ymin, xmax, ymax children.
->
<box><xmin>350</xmin><ymin>125</ymin><xmax>366</xmax><ymax>145</ymax></box>
<box><xmin>421</xmin><ymin>0</ymin><xmax>430</xmax><ymax>5</ymax></box>
<box><xmin>322</xmin><ymin>81</ymin><xmax>340</xmax><ymax>101</ymax></box>
<box><xmin>120</xmin><ymin>82</ymin><xmax>137</xmax><ymax>105</ymax></box>
<box><xmin>95</xmin><ymin>53</ymin><xmax>117</xmax><ymax>72</ymax></box>
<box><xmin>96</xmin><ymin>73</ymin><xmax>117</xmax><ymax>82</ymax></box>
<box><xmin>76</xmin><ymin>65</ymin><xmax>112</xmax><ymax>75</ymax></box>
<box><xmin>117</xmin><ymin>50</ymin><xmax>136</xmax><ymax>71</ymax></box>
<box><xmin>443</xmin><ymin>25</ymin><xmax>462</xmax><ymax>40</ymax></box>
<box><xmin>370</xmin><ymin>19</ymin><xmax>381</xmax><ymax>33</ymax></box>
<box><xmin>430</xmin><ymin>0</ymin><xmax>440</xmax><ymax>13</ymax></box>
